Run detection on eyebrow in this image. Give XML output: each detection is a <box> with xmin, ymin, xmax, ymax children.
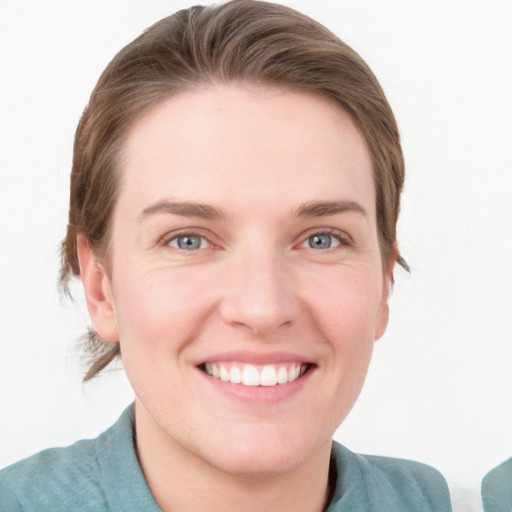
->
<box><xmin>294</xmin><ymin>200</ymin><xmax>368</xmax><ymax>218</ymax></box>
<box><xmin>139</xmin><ymin>199</ymin><xmax>367</xmax><ymax>222</ymax></box>
<box><xmin>139</xmin><ymin>201</ymin><xmax>223</xmax><ymax>221</ymax></box>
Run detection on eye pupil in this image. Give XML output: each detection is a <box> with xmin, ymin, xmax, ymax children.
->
<box><xmin>177</xmin><ymin>236</ymin><xmax>202</xmax><ymax>250</ymax></box>
<box><xmin>309</xmin><ymin>234</ymin><xmax>332</xmax><ymax>249</ymax></box>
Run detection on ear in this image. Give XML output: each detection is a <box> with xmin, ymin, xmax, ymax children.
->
<box><xmin>374</xmin><ymin>243</ymin><xmax>398</xmax><ymax>341</ymax></box>
<box><xmin>76</xmin><ymin>235</ymin><xmax>119</xmax><ymax>343</ymax></box>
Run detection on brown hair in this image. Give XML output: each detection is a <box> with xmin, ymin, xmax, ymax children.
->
<box><xmin>60</xmin><ymin>0</ymin><xmax>408</xmax><ymax>381</ymax></box>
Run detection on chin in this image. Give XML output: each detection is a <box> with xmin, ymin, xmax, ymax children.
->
<box><xmin>198</xmin><ymin>424</ymin><xmax>328</xmax><ymax>477</ymax></box>
<box><xmin>208</xmin><ymin>447</ymin><xmax>307</xmax><ymax>477</ymax></box>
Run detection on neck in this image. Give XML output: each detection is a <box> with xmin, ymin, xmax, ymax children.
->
<box><xmin>134</xmin><ymin>400</ymin><xmax>332</xmax><ymax>512</ymax></box>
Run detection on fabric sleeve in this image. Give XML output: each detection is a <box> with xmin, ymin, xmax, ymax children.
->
<box><xmin>0</xmin><ymin>479</ymin><xmax>24</xmax><ymax>511</ymax></box>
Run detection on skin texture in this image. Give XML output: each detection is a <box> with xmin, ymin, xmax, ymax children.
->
<box><xmin>78</xmin><ymin>85</ymin><xmax>396</xmax><ymax>512</ymax></box>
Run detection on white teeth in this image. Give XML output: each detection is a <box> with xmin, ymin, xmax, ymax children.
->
<box><xmin>204</xmin><ymin>362</ymin><xmax>308</xmax><ymax>387</ymax></box>
<box><xmin>287</xmin><ymin>365</ymin><xmax>301</xmax><ymax>381</ymax></box>
<box><xmin>229</xmin><ymin>366</ymin><xmax>242</xmax><ymax>384</ymax></box>
<box><xmin>260</xmin><ymin>365</ymin><xmax>277</xmax><ymax>386</ymax></box>
<box><xmin>277</xmin><ymin>366</ymin><xmax>289</xmax><ymax>384</ymax></box>
<box><xmin>219</xmin><ymin>366</ymin><xmax>229</xmax><ymax>382</ymax></box>
<box><xmin>242</xmin><ymin>364</ymin><xmax>260</xmax><ymax>386</ymax></box>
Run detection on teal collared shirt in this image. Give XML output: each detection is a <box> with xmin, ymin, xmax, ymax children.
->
<box><xmin>0</xmin><ymin>405</ymin><xmax>452</xmax><ymax>511</ymax></box>
<box><xmin>481</xmin><ymin>458</ymin><xmax>512</xmax><ymax>512</ymax></box>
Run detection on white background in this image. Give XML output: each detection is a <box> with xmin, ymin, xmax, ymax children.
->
<box><xmin>1</xmin><ymin>1</ymin><xmax>511</xmax><ymax>510</ymax></box>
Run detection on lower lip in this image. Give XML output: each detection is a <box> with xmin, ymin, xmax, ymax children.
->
<box><xmin>196</xmin><ymin>366</ymin><xmax>314</xmax><ymax>403</ymax></box>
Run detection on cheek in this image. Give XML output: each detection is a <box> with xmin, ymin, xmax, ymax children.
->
<box><xmin>307</xmin><ymin>267</ymin><xmax>384</xmax><ymax>338</ymax></box>
<box><xmin>296</xmin><ymin>270</ymin><xmax>382</xmax><ymax>429</ymax></box>
<box><xmin>111</xmin><ymin>268</ymin><xmax>213</xmax><ymax>406</ymax></box>
<box><xmin>112</xmin><ymin>267</ymin><xmax>213</xmax><ymax>350</ymax></box>
<box><xmin>304</xmin><ymin>267</ymin><xmax>384</xmax><ymax>386</ymax></box>
<box><xmin>328</xmin><ymin>273</ymin><xmax>383</xmax><ymax>379</ymax></box>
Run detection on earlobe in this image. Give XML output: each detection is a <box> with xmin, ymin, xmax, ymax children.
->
<box><xmin>76</xmin><ymin>236</ymin><xmax>118</xmax><ymax>343</ymax></box>
<box><xmin>375</xmin><ymin>243</ymin><xmax>399</xmax><ymax>341</ymax></box>
<box><xmin>375</xmin><ymin>303</ymin><xmax>389</xmax><ymax>341</ymax></box>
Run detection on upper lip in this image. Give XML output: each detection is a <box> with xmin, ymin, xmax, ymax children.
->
<box><xmin>195</xmin><ymin>350</ymin><xmax>314</xmax><ymax>366</ymax></box>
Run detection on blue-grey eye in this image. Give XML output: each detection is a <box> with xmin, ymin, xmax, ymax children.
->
<box><xmin>307</xmin><ymin>234</ymin><xmax>340</xmax><ymax>250</ymax></box>
<box><xmin>169</xmin><ymin>235</ymin><xmax>206</xmax><ymax>250</ymax></box>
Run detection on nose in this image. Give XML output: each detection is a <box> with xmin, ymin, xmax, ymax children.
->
<box><xmin>219</xmin><ymin>248</ymin><xmax>300</xmax><ymax>337</ymax></box>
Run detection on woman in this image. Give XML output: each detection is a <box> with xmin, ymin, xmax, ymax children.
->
<box><xmin>0</xmin><ymin>1</ymin><xmax>452</xmax><ymax>510</ymax></box>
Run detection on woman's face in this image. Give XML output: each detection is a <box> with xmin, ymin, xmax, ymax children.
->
<box><xmin>84</xmin><ymin>85</ymin><xmax>393</xmax><ymax>476</ymax></box>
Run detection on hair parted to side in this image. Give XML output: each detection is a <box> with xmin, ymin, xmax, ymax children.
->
<box><xmin>59</xmin><ymin>0</ymin><xmax>408</xmax><ymax>381</ymax></box>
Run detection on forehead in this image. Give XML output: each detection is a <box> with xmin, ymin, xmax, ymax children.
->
<box><xmin>117</xmin><ymin>85</ymin><xmax>375</xmax><ymax>218</ymax></box>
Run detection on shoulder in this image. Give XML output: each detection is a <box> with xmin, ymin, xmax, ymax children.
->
<box><xmin>0</xmin><ymin>435</ymin><xmax>108</xmax><ymax>512</ymax></box>
<box><xmin>0</xmin><ymin>405</ymin><xmax>159</xmax><ymax>512</ymax></box>
<box><xmin>481</xmin><ymin>457</ymin><xmax>512</xmax><ymax>512</ymax></box>
<box><xmin>328</xmin><ymin>442</ymin><xmax>452</xmax><ymax>512</ymax></box>
<box><xmin>0</xmin><ymin>405</ymin><xmax>140</xmax><ymax>512</ymax></box>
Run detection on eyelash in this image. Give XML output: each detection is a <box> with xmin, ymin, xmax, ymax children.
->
<box><xmin>159</xmin><ymin>227</ymin><xmax>352</xmax><ymax>253</ymax></box>
<box><xmin>159</xmin><ymin>229</ymin><xmax>213</xmax><ymax>250</ymax></box>
<box><xmin>298</xmin><ymin>228</ymin><xmax>353</xmax><ymax>250</ymax></box>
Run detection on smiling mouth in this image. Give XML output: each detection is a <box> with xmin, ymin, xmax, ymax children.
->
<box><xmin>199</xmin><ymin>362</ymin><xmax>311</xmax><ymax>387</ymax></box>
